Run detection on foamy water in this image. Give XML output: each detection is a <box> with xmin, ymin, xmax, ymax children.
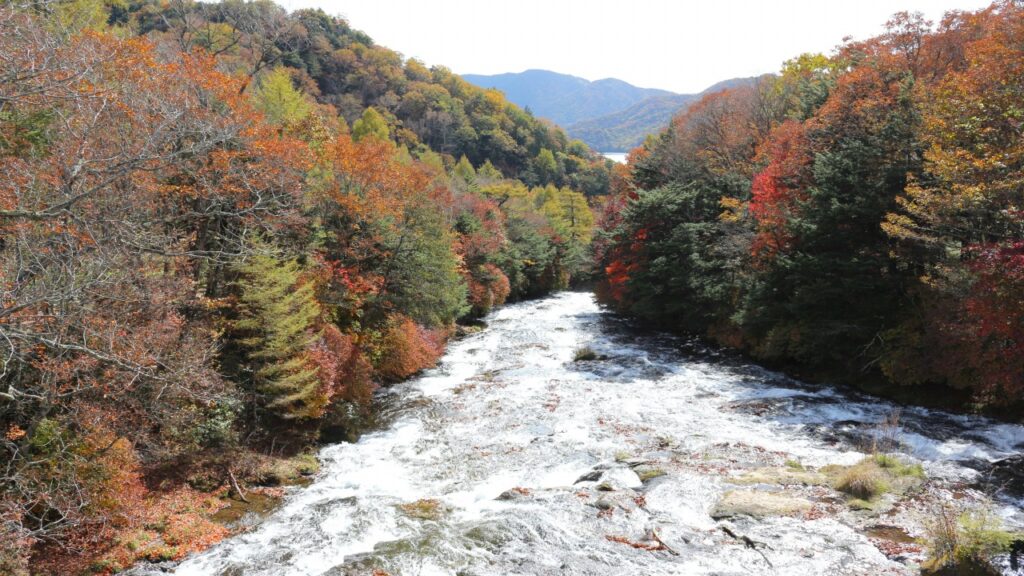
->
<box><xmin>144</xmin><ymin>292</ymin><xmax>1024</xmax><ymax>576</ymax></box>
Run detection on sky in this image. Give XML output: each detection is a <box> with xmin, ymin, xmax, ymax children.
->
<box><xmin>277</xmin><ymin>0</ymin><xmax>992</xmax><ymax>94</ymax></box>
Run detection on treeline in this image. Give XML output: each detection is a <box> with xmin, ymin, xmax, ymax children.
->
<box><xmin>596</xmin><ymin>3</ymin><xmax>1023</xmax><ymax>412</ymax></box>
<box><xmin>0</xmin><ymin>1</ymin><xmax>595</xmax><ymax>573</ymax></box>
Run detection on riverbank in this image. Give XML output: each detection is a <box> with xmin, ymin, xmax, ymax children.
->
<box><xmin>27</xmin><ymin>314</ymin><xmax>500</xmax><ymax>576</ymax></box>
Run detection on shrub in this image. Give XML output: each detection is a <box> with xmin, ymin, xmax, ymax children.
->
<box><xmin>638</xmin><ymin>468</ymin><xmax>667</xmax><ymax>482</ymax></box>
<box><xmin>465</xmin><ymin>264</ymin><xmax>511</xmax><ymax>318</ymax></box>
<box><xmin>190</xmin><ymin>400</ymin><xmax>241</xmax><ymax>449</ymax></box>
<box><xmin>867</xmin><ymin>409</ymin><xmax>904</xmax><ymax>454</ymax></box>
<box><xmin>0</xmin><ymin>534</ymin><xmax>29</xmax><ymax>576</ymax></box>
<box><xmin>922</xmin><ymin>505</ymin><xmax>1017</xmax><ymax>574</ymax></box>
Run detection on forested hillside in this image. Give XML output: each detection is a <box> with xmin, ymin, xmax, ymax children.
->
<box><xmin>0</xmin><ymin>1</ymin><xmax>600</xmax><ymax>573</ymax></box>
<box><xmin>596</xmin><ymin>3</ymin><xmax>1024</xmax><ymax>414</ymax></box>
<box><xmin>126</xmin><ymin>2</ymin><xmax>614</xmax><ymax>196</ymax></box>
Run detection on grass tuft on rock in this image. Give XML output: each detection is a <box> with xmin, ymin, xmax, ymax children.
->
<box><xmin>573</xmin><ymin>346</ymin><xmax>598</xmax><ymax>362</ymax></box>
<box><xmin>834</xmin><ymin>461</ymin><xmax>890</xmax><ymax>500</ymax></box>
<box><xmin>872</xmin><ymin>453</ymin><xmax>924</xmax><ymax>478</ymax></box>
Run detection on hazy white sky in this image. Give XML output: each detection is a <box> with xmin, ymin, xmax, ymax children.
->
<box><xmin>278</xmin><ymin>0</ymin><xmax>991</xmax><ymax>93</ymax></box>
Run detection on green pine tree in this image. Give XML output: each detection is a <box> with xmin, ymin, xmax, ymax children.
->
<box><xmin>454</xmin><ymin>155</ymin><xmax>476</xmax><ymax>184</ymax></box>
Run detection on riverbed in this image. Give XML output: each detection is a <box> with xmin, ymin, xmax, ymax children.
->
<box><xmin>146</xmin><ymin>292</ymin><xmax>1024</xmax><ymax>575</ymax></box>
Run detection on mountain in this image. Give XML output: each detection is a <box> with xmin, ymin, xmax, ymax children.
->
<box><xmin>568</xmin><ymin>76</ymin><xmax>764</xmax><ymax>151</ymax></box>
<box><xmin>462</xmin><ymin>69</ymin><xmax>675</xmax><ymax>128</ymax></box>
<box><xmin>464</xmin><ymin>70</ymin><xmax>760</xmax><ymax>152</ymax></box>
<box><xmin>566</xmin><ymin>94</ymin><xmax>698</xmax><ymax>152</ymax></box>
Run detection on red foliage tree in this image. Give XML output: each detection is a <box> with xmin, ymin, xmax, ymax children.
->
<box><xmin>749</xmin><ymin>120</ymin><xmax>812</xmax><ymax>262</ymax></box>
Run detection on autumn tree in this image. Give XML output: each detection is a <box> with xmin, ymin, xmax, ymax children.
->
<box><xmin>882</xmin><ymin>2</ymin><xmax>1024</xmax><ymax>399</ymax></box>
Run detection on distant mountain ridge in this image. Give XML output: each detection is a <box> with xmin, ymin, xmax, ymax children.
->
<box><xmin>569</xmin><ymin>76</ymin><xmax>763</xmax><ymax>151</ymax></box>
<box><xmin>462</xmin><ymin>69</ymin><xmax>674</xmax><ymax>128</ymax></box>
<box><xmin>463</xmin><ymin>70</ymin><xmax>759</xmax><ymax>151</ymax></box>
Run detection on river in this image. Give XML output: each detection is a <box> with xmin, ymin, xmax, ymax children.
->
<box><xmin>143</xmin><ymin>292</ymin><xmax>1024</xmax><ymax>575</ymax></box>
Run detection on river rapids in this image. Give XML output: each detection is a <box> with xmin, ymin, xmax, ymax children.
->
<box><xmin>145</xmin><ymin>292</ymin><xmax>1024</xmax><ymax>576</ymax></box>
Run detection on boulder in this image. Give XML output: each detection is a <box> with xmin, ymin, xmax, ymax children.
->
<box><xmin>711</xmin><ymin>490</ymin><xmax>813</xmax><ymax>520</ymax></box>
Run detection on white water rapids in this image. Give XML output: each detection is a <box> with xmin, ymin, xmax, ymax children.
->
<box><xmin>150</xmin><ymin>292</ymin><xmax>1024</xmax><ymax>575</ymax></box>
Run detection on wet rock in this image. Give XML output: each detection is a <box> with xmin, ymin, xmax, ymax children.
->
<box><xmin>398</xmin><ymin>498</ymin><xmax>447</xmax><ymax>521</ymax></box>
<box><xmin>977</xmin><ymin>455</ymin><xmax>1024</xmax><ymax>500</ymax></box>
<box><xmin>454</xmin><ymin>323</ymin><xmax>485</xmax><ymax>339</ymax></box>
<box><xmin>495</xmin><ymin>487</ymin><xmax>532</xmax><ymax>501</ymax></box>
<box><xmin>731</xmin><ymin>466</ymin><xmax>829</xmax><ymax>487</ymax></box>
<box><xmin>602</xmin><ymin>468</ymin><xmax>642</xmax><ymax>489</ymax></box>
<box><xmin>635</xmin><ymin>466</ymin><xmax>668</xmax><ymax>483</ymax></box>
<box><xmin>710</xmin><ymin>489</ymin><xmax>814</xmax><ymax>519</ymax></box>
<box><xmin>622</xmin><ymin>457</ymin><xmax>650</xmax><ymax>468</ymax></box>
<box><xmin>651</xmin><ymin>524</ymin><xmax>693</xmax><ymax>548</ymax></box>
<box><xmin>724</xmin><ymin>399</ymin><xmax>777</xmax><ymax>416</ymax></box>
<box><xmin>863</xmin><ymin>524</ymin><xmax>915</xmax><ymax>544</ymax></box>
<box><xmin>574</xmin><ymin>470</ymin><xmax>603</xmax><ymax>484</ymax></box>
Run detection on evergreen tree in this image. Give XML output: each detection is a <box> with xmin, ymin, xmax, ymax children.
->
<box><xmin>477</xmin><ymin>159</ymin><xmax>503</xmax><ymax>182</ymax></box>
<box><xmin>376</xmin><ymin>205</ymin><xmax>468</xmax><ymax>327</ymax></box>
<box><xmin>233</xmin><ymin>247</ymin><xmax>324</xmax><ymax>420</ymax></box>
<box><xmin>453</xmin><ymin>154</ymin><xmax>476</xmax><ymax>185</ymax></box>
<box><xmin>533</xmin><ymin>148</ymin><xmax>559</xmax><ymax>184</ymax></box>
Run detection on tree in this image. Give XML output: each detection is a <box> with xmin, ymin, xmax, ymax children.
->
<box><xmin>351</xmin><ymin>106</ymin><xmax>390</xmax><ymax>142</ymax></box>
<box><xmin>882</xmin><ymin>2</ymin><xmax>1024</xmax><ymax>399</ymax></box>
<box><xmin>453</xmin><ymin>154</ymin><xmax>476</xmax><ymax>184</ymax></box>
<box><xmin>740</xmin><ymin>57</ymin><xmax>919</xmax><ymax>368</ymax></box>
<box><xmin>253</xmin><ymin>67</ymin><xmax>312</xmax><ymax>127</ymax></box>
<box><xmin>748</xmin><ymin>120</ymin><xmax>811</xmax><ymax>261</ymax></box>
<box><xmin>533</xmin><ymin>148</ymin><xmax>559</xmax><ymax>184</ymax></box>
<box><xmin>232</xmin><ymin>246</ymin><xmax>324</xmax><ymax>420</ymax></box>
<box><xmin>375</xmin><ymin>204</ymin><xmax>468</xmax><ymax>327</ymax></box>
<box><xmin>477</xmin><ymin>159</ymin><xmax>503</xmax><ymax>182</ymax></box>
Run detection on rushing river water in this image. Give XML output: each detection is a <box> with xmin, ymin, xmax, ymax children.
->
<box><xmin>149</xmin><ymin>292</ymin><xmax>1024</xmax><ymax>576</ymax></box>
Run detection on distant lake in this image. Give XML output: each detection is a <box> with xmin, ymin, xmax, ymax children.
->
<box><xmin>602</xmin><ymin>152</ymin><xmax>627</xmax><ymax>164</ymax></box>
